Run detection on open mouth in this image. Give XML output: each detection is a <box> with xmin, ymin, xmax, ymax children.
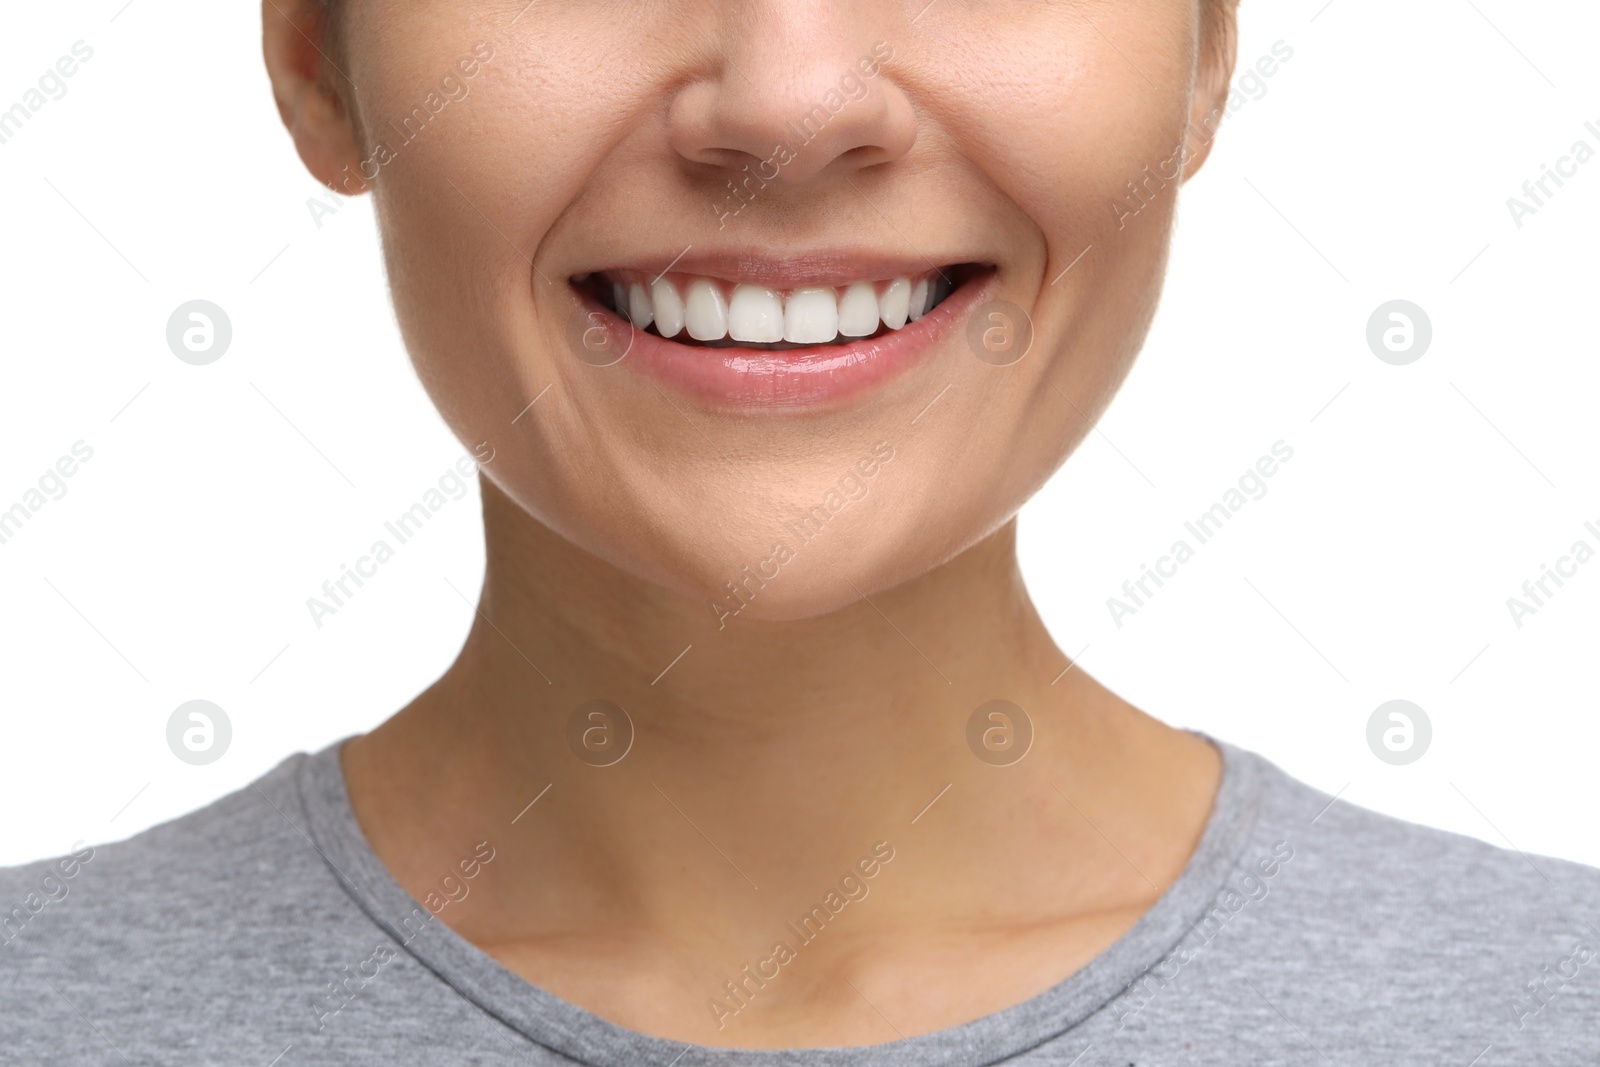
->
<box><xmin>573</xmin><ymin>263</ymin><xmax>986</xmax><ymax>351</ymax></box>
<box><xmin>565</xmin><ymin>261</ymin><xmax>995</xmax><ymax>407</ymax></box>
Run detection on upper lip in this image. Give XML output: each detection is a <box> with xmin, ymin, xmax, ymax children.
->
<box><xmin>570</xmin><ymin>248</ymin><xmax>982</xmax><ymax>289</ymax></box>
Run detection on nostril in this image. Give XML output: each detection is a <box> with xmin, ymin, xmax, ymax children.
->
<box><xmin>665</xmin><ymin>39</ymin><xmax>914</xmax><ymax>188</ymax></box>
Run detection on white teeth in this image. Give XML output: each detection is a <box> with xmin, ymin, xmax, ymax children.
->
<box><xmin>728</xmin><ymin>285</ymin><xmax>785</xmax><ymax>343</ymax></box>
<box><xmin>607</xmin><ymin>270</ymin><xmax>957</xmax><ymax>344</ymax></box>
<box><xmin>784</xmin><ymin>288</ymin><xmax>840</xmax><ymax>344</ymax></box>
<box><xmin>907</xmin><ymin>278</ymin><xmax>930</xmax><ymax>323</ymax></box>
<box><xmin>837</xmin><ymin>283</ymin><xmax>879</xmax><ymax>338</ymax></box>
<box><xmin>627</xmin><ymin>283</ymin><xmax>653</xmax><ymax>331</ymax></box>
<box><xmin>685</xmin><ymin>278</ymin><xmax>729</xmax><ymax>341</ymax></box>
<box><xmin>878</xmin><ymin>279</ymin><xmax>911</xmax><ymax>330</ymax></box>
<box><xmin>651</xmin><ymin>277</ymin><xmax>684</xmax><ymax>338</ymax></box>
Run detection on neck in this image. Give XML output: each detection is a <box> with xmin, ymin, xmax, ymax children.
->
<box><xmin>341</xmin><ymin>478</ymin><xmax>1220</xmax><ymax>1041</ymax></box>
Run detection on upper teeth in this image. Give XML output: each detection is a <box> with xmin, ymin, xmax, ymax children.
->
<box><xmin>606</xmin><ymin>273</ymin><xmax>953</xmax><ymax>344</ymax></box>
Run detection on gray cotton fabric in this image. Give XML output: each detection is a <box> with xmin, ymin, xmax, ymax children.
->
<box><xmin>2</xmin><ymin>734</ymin><xmax>1598</xmax><ymax>1065</ymax></box>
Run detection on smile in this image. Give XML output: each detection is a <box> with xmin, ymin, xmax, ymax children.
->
<box><xmin>568</xmin><ymin>260</ymin><xmax>995</xmax><ymax>408</ymax></box>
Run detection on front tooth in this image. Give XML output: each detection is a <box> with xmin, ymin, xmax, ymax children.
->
<box><xmin>880</xmin><ymin>278</ymin><xmax>911</xmax><ymax>330</ymax></box>
<box><xmin>784</xmin><ymin>287</ymin><xmax>840</xmax><ymax>344</ymax></box>
<box><xmin>728</xmin><ymin>285</ymin><xmax>785</xmax><ymax>343</ymax></box>
<box><xmin>651</xmin><ymin>278</ymin><xmax>684</xmax><ymax>338</ymax></box>
<box><xmin>627</xmin><ymin>283</ymin><xmax>654</xmax><ymax>331</ymax></box>
<box><xmin>836</xmin><ymin>283</ymin><xmax>879</xmax><ymax>338</ymax></box>
<box><xmin>685</xmin><ymin>278</ymin><xmax>729</xmax><ymax>340</ymax></box>
<box><xmin>907</xmin><ymin>278</ymin><xmax>931</xmax><ymax>322</ymax></box>
<box><xmin>613</xmin><ymin>282</ymin><xmax>629</xmax><ymax>321</ymax></box>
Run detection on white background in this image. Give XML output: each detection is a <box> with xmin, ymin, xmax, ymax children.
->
<box><xmin>1</xmin><ymin>0</ymin><xmax>1596</xmax><ymax>870</ymax></box>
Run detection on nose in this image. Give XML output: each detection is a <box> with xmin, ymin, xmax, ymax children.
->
<box><xmin>666</xmin><ymin>5</ymin><xmax>916</xmax><ymax>187</ymax></box>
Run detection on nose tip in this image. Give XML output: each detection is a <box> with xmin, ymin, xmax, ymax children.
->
<box><xmin>668</xmin><ymin>32</ymin><xmax>913</xmax><ymax>188</ymax></box>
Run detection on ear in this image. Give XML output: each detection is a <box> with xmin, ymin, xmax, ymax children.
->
<box><xmin>262</xmin><ymin>0</ymin><xmax>368</xmax><ymax>194</ymax></box>
<box><xmin>1181</xmin><ymin>5</ymin><xmax>1239</xmax><ymax>180</ymax></box>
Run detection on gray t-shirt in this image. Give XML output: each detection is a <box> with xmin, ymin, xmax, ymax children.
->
<box><xmin>2</xmin><ymin>736</ymin><xmax>1597</xmax><ymax>1065</ymax></box>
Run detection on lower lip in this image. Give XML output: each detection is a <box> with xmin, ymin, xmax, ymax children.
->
<box><xmin>570</xmin><ymin>272</ymin><xmax>994</xmax><ymax>409</ymax></box>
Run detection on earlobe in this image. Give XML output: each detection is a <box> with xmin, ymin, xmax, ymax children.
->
<box><xmin>291</xmin><ymin>87</ymin><xmax>370</xmax><ymax>195</ymax></box>
<box><xmin>262</xmin><ymin>0</ymin><xmax>368</xmax><ymax>194</ymax></box>
<box><xmin>1181</xmin><ymin>6</ymin><xmax>1240</xmax><ymax>181</ymax></box>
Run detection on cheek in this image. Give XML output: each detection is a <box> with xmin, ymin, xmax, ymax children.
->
<box><xmin>900</xmin><ymin>0</ymin><xmax>1196</xmax><ymax>254</ymax></box>
<box><xmin>364</xmin><ymin>56</ymin><xmax>640</xmax><ymax>482</ymax></box>
<box><xmin>897</xmin><ymin>21</ymin><xmax>1193</xmax><ymax>425</ymax></box>
<box><xmin>355</xmin><ymin>10</ymin><xmax>654</xmax><ymax>400</ymax></box>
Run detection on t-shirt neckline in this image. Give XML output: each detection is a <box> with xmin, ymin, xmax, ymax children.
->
<box><xmin>295</xmin><ymin>732</ymin><xmax>1265</xmax><ymax>1067</ymax></box>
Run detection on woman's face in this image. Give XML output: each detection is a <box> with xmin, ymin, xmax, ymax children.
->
<box><xmin>305</xmin><ymin>0</ymin><xmax>1229</xmax><ymax>621</ymax></box>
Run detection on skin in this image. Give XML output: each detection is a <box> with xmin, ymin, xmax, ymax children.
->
<box><xmin>264</xmin><ymin>0</ymin><xmax>1239</xmax><ymax>1049</ymax></box>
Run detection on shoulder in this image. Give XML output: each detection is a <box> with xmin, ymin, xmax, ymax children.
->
<box><xmin>0</xmin><ymin>751</ymin><xmax>318</xmax><ymax>951</ymax></box>
<box><xmin>0</xmin><ymin>748</ymin><xmax>427</xmax><ymax>1063</ymax></box>
<box><xmin>1214</xmin><ymin>742</ymin><xmax>1600</xmax><ymax>1052</ymax></box>
<box><xmin>1243</xmin><ymin>746</ymin><xmax>1600</xmax><ymax>928</ymax></box>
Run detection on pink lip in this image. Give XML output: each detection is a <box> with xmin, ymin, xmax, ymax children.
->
<box><xmin>569</xmin><ymin>269</ymin><xmax>995</xmax><ymax>410</ymax></box>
